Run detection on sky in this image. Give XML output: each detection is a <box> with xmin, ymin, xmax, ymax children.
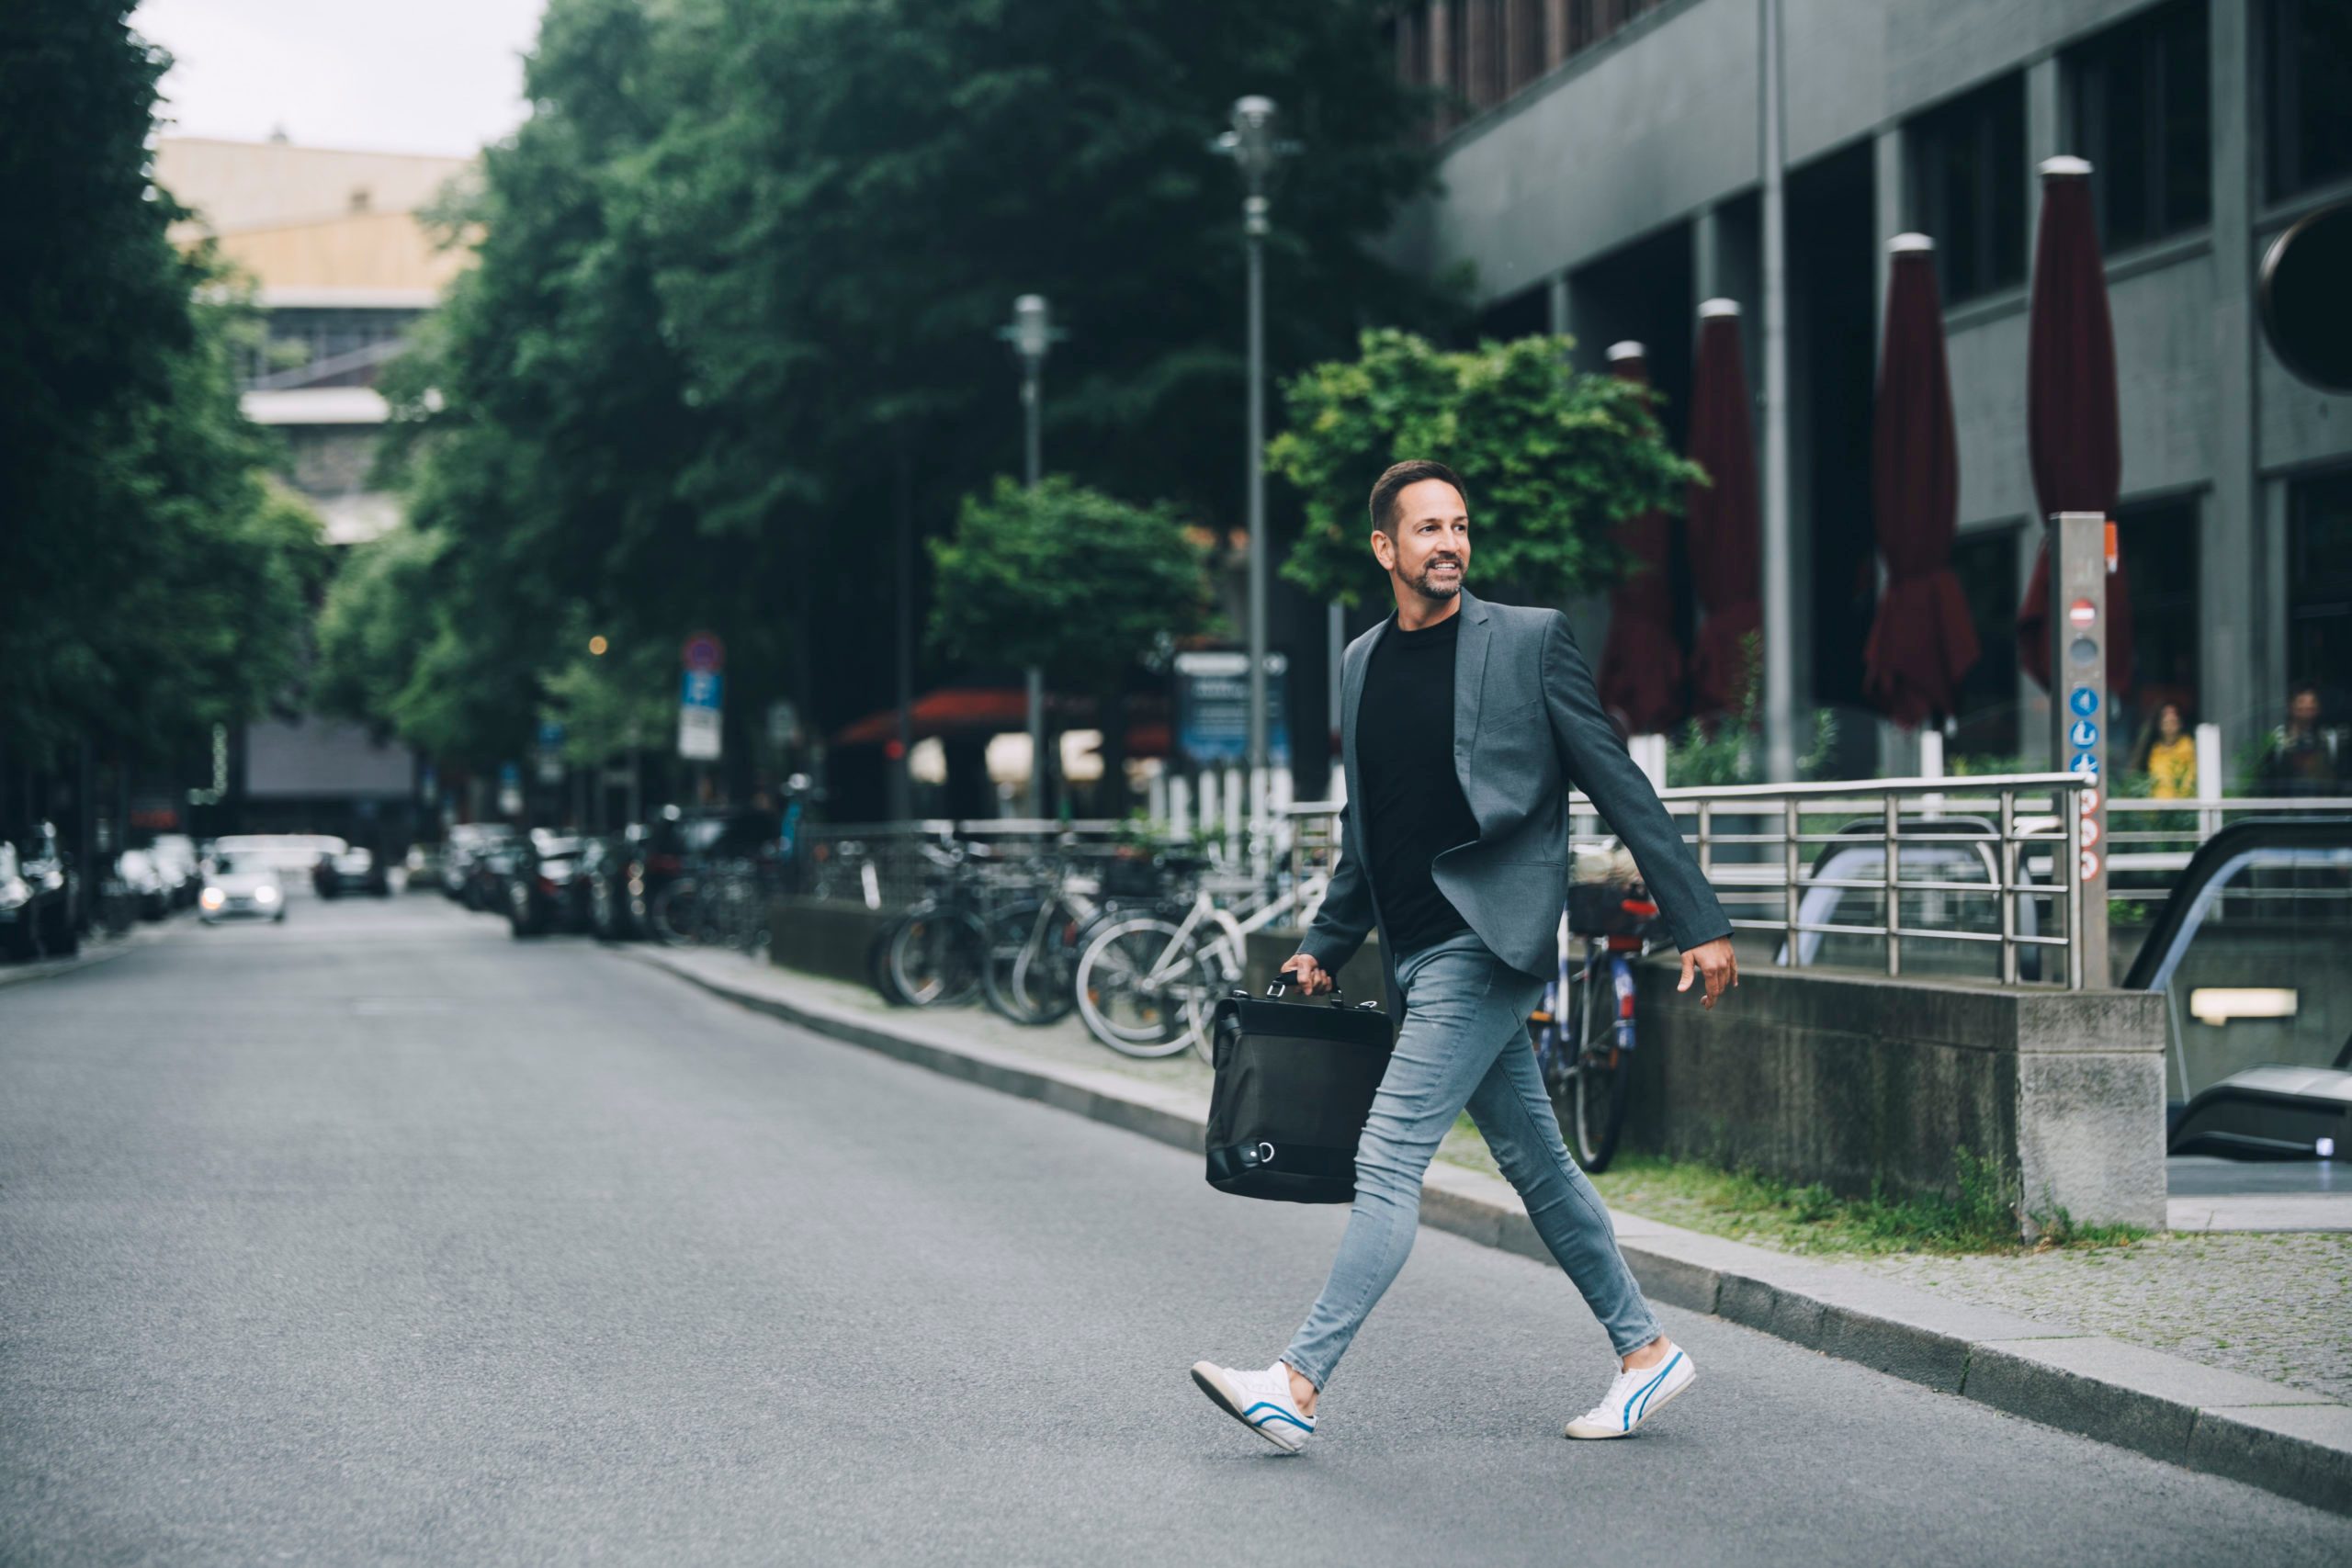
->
<box><xmin>133</xmin><ymin>0</ymin><xmax>549</xmax><ymax>157</ymax></box>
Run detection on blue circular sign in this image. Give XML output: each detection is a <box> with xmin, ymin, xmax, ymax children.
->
<box><xmin>2068</xmin><ymin>686</ymin><xmax>2099</xmax><ymax>717</ymax></box>
<box><xmin>2068</xmin><ymin>719</ymin><xmax>2098</xmax><ymax>749</ymax></box>
<box><xmin>2069</xmin><ymin>751</ymin><xmax>2101</xmax><ymax>777</ymax></box>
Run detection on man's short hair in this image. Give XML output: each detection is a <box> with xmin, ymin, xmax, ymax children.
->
<box><xmin>1369</xmin><ymin>460</ymin><xmax>1465</xmax><ymax>537</ymax></box>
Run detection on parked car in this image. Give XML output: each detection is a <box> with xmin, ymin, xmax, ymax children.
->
<box><xmin>198</xmin><ymin>852</ymin><xmax>285</xmax><ymax>924</ymax></box>
<box><xmin>0</xmin><ymin>823</ymin><xmax>80</xmax><ymax>959</ymax></box>
<box><xmin>148</xmin><ymin>834</ymin><xmax>202</xmax><ymax>908</ymax></box>
<box><xmin>403</xmin><ymin>841</ymin><xmax>444</xmax><ymax>893</ymax></box>
<box><xmin>507</xmin><ymin>833</ymin><xmax>592</xmax><ymax>937</ymax></box>
<box><xmin>582</xmin><ymin>829</ymin><xmax>648</xmax><ymax>940</ymax></box>
<box><xmin>462</xmin><ymin>834</ymin><xmax>527</xmax><ymax>912</ymax></box>
<box><xmin>442</xmin><ymin>823</ymin><xmax>517</xmax><ymax>904</ymax></box>
<box><xmin>311</xmin><ymin>844</ymin><xmax>390</xmax><ymax>898</ymax></box>
<box><xmin>1</xmin><ymin>838</ymin><xmax>69</xmax><ymax>960</ymax></box>
<box><xmin>116</xmin><ymin>849</ymin><xmax>173</xmax><ymax>921</ymax></box>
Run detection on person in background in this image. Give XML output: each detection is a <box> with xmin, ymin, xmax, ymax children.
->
<box><xmin>2261</xmin><ymin>685</ymin><xmax>2344</xmax><ymax>797</ymax></box>
<box><xmin>2131</xmin><ymin>702</ymin><xmax>2197</xmax><ymax>799</ymax></box>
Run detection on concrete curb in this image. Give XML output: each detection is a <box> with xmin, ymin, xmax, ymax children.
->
<box><xmin>618</xmin><ymin>945</ymin><xmax>2352</xmax><ymax>1517</ymax></box>
<box><xmin>0</xmin><ymin>919</ymin><xmax>173</xmax><ymax>989</ymax></box>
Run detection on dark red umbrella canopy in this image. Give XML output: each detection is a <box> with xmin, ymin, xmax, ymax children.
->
<box><xmin>1864</xmin><ymin>238</ymin><xmax>1980</xmax><ymax>728</ymax></box>
<box><xmin>2017</xmin><ymin>160</ymin><xmax>2133</xmax><ymax>694</ymax></box>
<box><xmin>1683</xmin><ymin>303</ymin><xmax>1763</xmax><ymax>718</ymax></box>
<box><xmin>1596</xmin><ymin>344</ymin><xmax>1686</xmax><ymax>734</ymax></box>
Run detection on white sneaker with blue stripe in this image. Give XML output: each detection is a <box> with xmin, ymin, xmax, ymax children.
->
<box><xmin>1190</xmin><ymin>1359</ymin><xmax>1316</xmax><ymax>1453</ymax></box>
<box><xmin>1564</xmin><ymin>1343</ymin><xmax>1695</xmax><ymax>1439</ymax></box>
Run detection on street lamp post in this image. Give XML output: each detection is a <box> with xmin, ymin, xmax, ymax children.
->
<box><xmin>1000</xmin><ymin>294</ymin><xmax>1057</xmax><ymax>818</ymax></box>
<box><xmin>1214</xmin><ymin>96</ymin><xmax>1295</xmax><ymax>851</ymax></box>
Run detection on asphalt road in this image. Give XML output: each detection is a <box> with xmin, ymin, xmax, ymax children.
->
<box><xmin>5</xmin><ymin>896</ymin><xmax>2347</xmax><ymax>1566</ymax></box>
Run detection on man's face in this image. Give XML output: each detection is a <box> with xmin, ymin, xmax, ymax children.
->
<box><xmin>1372</xmin><ymin>479</ymin><xmax>1470</xmax><ymax>603</ymax></box>
<box><xmin>2291</xmin><ymin>691</ymin><xmax>2322</xmax><ymax>728</ymax></box>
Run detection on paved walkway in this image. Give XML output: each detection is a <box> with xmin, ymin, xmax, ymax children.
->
<box><xmin>663</xmin><ymin>945</ymin><xmax>2352</xmax><ymax>1408</ymax></box>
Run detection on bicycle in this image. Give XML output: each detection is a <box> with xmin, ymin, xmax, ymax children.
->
<box><xmin>1072</xmin><ymin>867</ymin><xmax>1329</xmax><ymax>1061</ymax></box>
<box><xmin>1529</xmin><ymin>879</ymin><xmax>1659</xmax><ymax>1173</ymax></box>
<box><xmin>988</xmin><ymin>845</ymin><xmax>1194</xmax><ymax>1027</ymax></box>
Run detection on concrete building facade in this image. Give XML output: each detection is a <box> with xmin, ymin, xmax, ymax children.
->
<box><xmin>1384</xmin><ymin>0</ymin><xmax>2352</xmax><ymax>771</ymax></box>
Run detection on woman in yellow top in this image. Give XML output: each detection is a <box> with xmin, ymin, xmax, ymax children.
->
<box><xmin>2133</xmin><ymin>702</ymin><xmax>2197</xmax><ymax>798</ymax></box>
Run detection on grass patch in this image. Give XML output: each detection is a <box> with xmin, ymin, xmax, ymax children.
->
<box><xmin>1586</xmin><ymin>1149</ymin><xmax>2146</xmax><ymax>1258</ymax></box>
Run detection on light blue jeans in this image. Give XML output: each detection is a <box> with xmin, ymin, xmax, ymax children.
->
<box><xmin>1281</xmin><ymin>929</ymin><xmax>1662</xmax><ymax>1390</ymax></box>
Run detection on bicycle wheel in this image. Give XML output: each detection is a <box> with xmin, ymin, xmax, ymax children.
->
<box><xmin>1565</xmin><ymin>958</ymin><xmax>1634</xmax><ymax>1172</ymax></box>
<box><xmin>978</xmin><ymin>898</ymin><xmax>1049</xmax><ymax>1023</ymax></box>
<box><xmin>650</xmin><ymin>876</ymin><xmax>701</xmax><ymax>947</ymax></box>
<box><xmin>888</xmin><ymin>907</ymin><xmax>986</xmax><ymax>1009</ymax></box>
<box><xmin>868</xmin><ymin>908</ymin><xmax>913</xmax><ymax>1003</ymax></box>
<box><xmin>1073</xmin><ymin>917</ymin><xmax>1206</xmax><ymax>1058</ymax></box>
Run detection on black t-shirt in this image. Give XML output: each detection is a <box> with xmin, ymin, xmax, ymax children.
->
<box><xmin>1355</xmin><ymin>611</ymin><xmax>1482</xmax><ymax>956</ymax></box>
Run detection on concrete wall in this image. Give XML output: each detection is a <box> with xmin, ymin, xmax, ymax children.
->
<box><xmin>769</xmin><ymin>897</ymin><xmax>888</xmax><ymax>987</ymax></box>
<box><xmin>1625</xmin><ymin>960</ymin><xmax>2167</xmax><ymax>1230</ymax></box>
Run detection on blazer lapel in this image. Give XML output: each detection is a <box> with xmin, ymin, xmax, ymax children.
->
<box><xmin>1340</xmin><ymin>615</ymin><xmax>1387</xmax><ymax>819</ymax></box>
<box><xmin>1451</xmin><ymin>589</ymin><xmax>1492</xmax><ymax>793</ymax></box>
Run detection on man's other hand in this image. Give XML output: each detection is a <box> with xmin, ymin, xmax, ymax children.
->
<box><xmin>1280</xmin><ymin>953</ymin><xmax>1333</xmax><ymax>996</ymax></box>
<box><xmin>1677</xmin><ymin>938</ymin><xmax>1739</xmax><ymax>1010</ymax></box>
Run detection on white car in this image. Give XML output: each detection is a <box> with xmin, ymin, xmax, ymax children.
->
<box><xmin>198</xmin><ymin>853</ymin><xmax>286</xmax><ymax>924</ymax></box>
<box><xmin>209</xmin><ymin>834</ymin><xmax>348</xmax><ymax>889</ymax></box>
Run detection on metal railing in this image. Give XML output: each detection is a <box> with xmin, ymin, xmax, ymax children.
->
<box><xmin>1648</xmin><ymin>773</ymin><xmax>2088</xmax><ymax>988</ymax></box>
<box><xmin>2103</xmin><ymin>795</ymin><xmax>2352</xmax><ymax>907</ymax></box>
<box><xmin>789</xmin><ymin>818</ymin><xmax>1137</xmax><ymax>909</ymax></box>
<box><xmin>1282</xmin><ymin>774</ymin><xmax>2092</xmax><ymax>988</ymax></box>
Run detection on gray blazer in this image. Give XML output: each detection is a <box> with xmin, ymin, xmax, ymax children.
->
<box><xmin>1297</xmin><ymin>587</ymin><xmax>1732</xmax><ymax>1014</ymax></box>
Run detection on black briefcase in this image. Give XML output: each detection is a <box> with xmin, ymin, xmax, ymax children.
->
<box><xmin>1204</xmin><ymin>984</ymin><xmax>1395</xmax><ymax>1204</ymax></box>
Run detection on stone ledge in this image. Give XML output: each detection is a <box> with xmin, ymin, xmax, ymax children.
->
<box><xmin>616</xmin><ymin>944</ymin><xmax>2352</xmax><ymax>1520</ymax></box>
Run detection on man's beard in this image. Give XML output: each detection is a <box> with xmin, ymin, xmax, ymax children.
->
<box><xmin>1406</xmin><ymin>556</ymin><xmax>1464</xmax><ymax>600</ymax></box>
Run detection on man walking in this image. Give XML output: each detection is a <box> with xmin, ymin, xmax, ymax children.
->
<box><xmin>1191</xmin><ymin>460</ymin><xmax>1738</xmax><ymax>1453</ymax></box>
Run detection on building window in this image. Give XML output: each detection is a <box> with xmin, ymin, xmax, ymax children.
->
<box><xmin>2267</xmin><ymin>0</ymin><xmax>2352</xmax><ymax>202</ymax></box>
<box><xmin>1951</xmin><ymin>525</ymin><xmax>2022</xmax><ymax>760</ymax></box>
<box><xmin>2067</xmin><ymin>0</ymin><xmax>2211</xmax><ymax>252</ymax></box>
<box><xmin>2119</xmin><ymin>496</ymin><xmax>2200</xmax><ymax>761</ymax></box>
<box><xmin>1908</xmin><ymin>74</ymin><xmax>2029</xmax><ymax>305</ymax></box>
<box><xmin>2289</xmin><ymin>469</ymin><xmax>2352</xmax><ymax>716</ymax></box>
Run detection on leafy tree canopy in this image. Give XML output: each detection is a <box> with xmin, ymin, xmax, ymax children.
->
<box><xmin>926</xmin><ymin>476</ymin><xmax>1219</xmax><ymax>693</ymax></box>
<box><xmin>0</xmin><ymin>4</ymin><xmax>328</xmax><ymax>770</ymax></box>
<box><xmin>1270</xmin><ymin>330</ymin><xmax>1701</xmax><ymax>610</ymax></box>
<box><xmin>347</xmin><ymin>0</ymin><xmax>1453</xmax><ymax>772</ymax></box>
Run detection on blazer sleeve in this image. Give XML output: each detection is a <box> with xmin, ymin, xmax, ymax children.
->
<box><xmin>1542</xmin><ymin>610</ymin><xmax>1732</xmax><ymax>952</ymax></box>
<box><xmin>1297</xmin><ymin>806</ymin><xmax>1376</xmax><ymax>974</ymax></box>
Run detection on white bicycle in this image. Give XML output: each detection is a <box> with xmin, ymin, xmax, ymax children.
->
<box><xmin>1072</xmin><ymin>871</ymin><xmax>1329</xmax><ymax>1061</ymax></box>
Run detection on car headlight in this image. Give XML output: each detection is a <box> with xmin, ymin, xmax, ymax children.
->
<box><xmin>254</xmin><ymin>885</ymin><xmax>280</xmax><ymax>905</ymax></box>
<box><xmin>200</xmin><ymin>887</ymin><xmax>225</xmax><ymax>910</ymax></box>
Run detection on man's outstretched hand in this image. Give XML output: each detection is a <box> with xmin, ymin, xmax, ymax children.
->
<box><xmin>1677</xmin><ymin>938</ymin><xmax>1739</xmax><ymax>1010</ymax></box>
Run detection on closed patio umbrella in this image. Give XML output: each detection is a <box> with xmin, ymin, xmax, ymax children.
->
<box><xmin>1684</xmin><ymin>299</ymin><xmax>1763</xmax><ymax>718</ymax></box>
<box><xmin>1596</xmin><ymin>342</ymin><xmax>1686</xmax><ymax>735</ymax></box>
<box><xmin>2016</xmin><ymin>156</ymin><xmax>2133</xmax><ymax>694</ymax></box>
<box><xmin>1863</xmin><ymin>235</ymin><xmax>1979</xmax><ymax>728</ymax></box>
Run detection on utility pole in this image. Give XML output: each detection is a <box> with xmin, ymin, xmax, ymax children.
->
<box><xmin>1215</xmin><ymin>96</ymin><xmax>1298</xmax><ymax>847</ymax></box>
<box><xmin>1001</xmin><ymin>294</ymin><xmax>1058</xmax><ymax>818</ymax></box>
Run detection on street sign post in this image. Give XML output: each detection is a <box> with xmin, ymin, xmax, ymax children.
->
<box><xmin>678</xmin><ymin>669</ymin><xmax>723</xmax><ymax>762</ymax></box>
<box><xmin>2050</xmin><ymin>510</ymin><xmax>2109</xmax><ymax>987</ymax></box>
<box><xmin>679</xmin><ymin>632</ymin><xmax>726</xmax><ymax>763</ymax></box>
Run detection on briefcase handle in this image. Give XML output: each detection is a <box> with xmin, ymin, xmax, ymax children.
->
<box><xmin>1249</xmin><ymin>983</ymin><xmax>1382</xmax><ymax>1013</ymax></box>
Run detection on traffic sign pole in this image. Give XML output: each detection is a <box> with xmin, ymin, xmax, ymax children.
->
<box><xmin>2050</xmin><ymin>510</ymin><xmax>2109</xmax><ymax>987</ymax></box>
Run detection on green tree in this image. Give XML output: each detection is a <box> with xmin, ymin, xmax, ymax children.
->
<box><xmin>1270</xmin><ymin>330</ymin><xmax>1700</xmax><ymax>609</ymax></box>
<box><xmin>927</xmin><ymin>477</ymin><xmax>1218</xmax><ymax>810</ymax></box>
<box><xmin>0</xmin><ymin>6</ymin><xmax>326</xmax><ymax>778</ymax></box>
<box><xmin>370</xmin><ymin>0</ymin><xmax>1453</xmax><ymax>808</ymax></box>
